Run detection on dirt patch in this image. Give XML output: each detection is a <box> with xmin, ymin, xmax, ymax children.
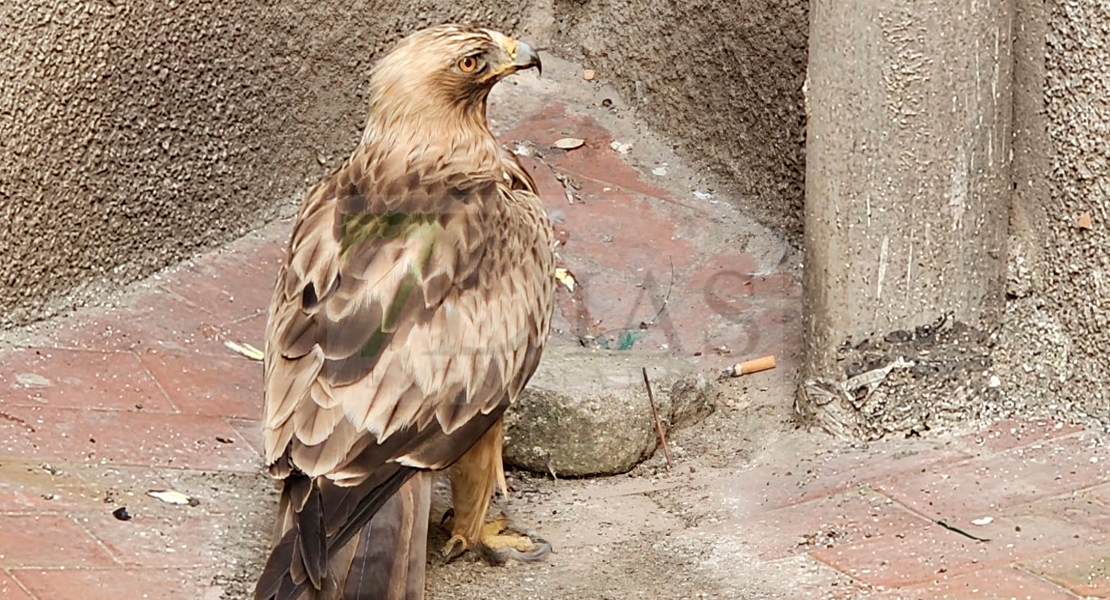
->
<box><xmin>798</xmin><ymin>315</ymin><xmax>1002</xmax><ymax>440</ymax></box>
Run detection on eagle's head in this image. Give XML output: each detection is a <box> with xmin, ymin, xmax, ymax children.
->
<box><xmin>363</xmin><ymin>25</ymin><xmax>542</xmax><ymax>139</ymax></box>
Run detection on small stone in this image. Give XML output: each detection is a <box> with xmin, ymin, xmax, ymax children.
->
<box><xmin>504</xmin><ymin>347</ymin><xmax>716</xmax><ymax>476</ymax></box>
<box><xmin>582</xmin><ymin>69</ymin><xmax>596</xmax><ymax>81</ymax></box>
<box><xmin>1078</xmin><ymin>212</ymin><xmax>1093</xmax><ymax>229</ymax></box>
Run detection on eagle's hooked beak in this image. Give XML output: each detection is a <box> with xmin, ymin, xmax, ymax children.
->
<box><xmin>487</xmin><ymin>32</ymin><xmax>542</xmax><ymax>78</ymax></box>
<box><xmin>510</xmin><ymin>40</ymin><xmax>542</xmax><ymax>77</ymax></box>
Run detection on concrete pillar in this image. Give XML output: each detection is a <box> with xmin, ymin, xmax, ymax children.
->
<box><xmin>797</xmin><ymin>0</ymin><xmax>1015</xmax><ymax>438</ymax></box>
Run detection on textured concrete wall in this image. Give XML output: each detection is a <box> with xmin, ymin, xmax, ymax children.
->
<box><xmin>0</xmin><ymin>0</ymin><xmax>532</xmax><ymax>327</ymax></box>
<box><xmin>548</xmin><ymin>0</ymin><xmax>809</xmax><ymax>242</ymax></box>
<box><xmin>1036</xmin><ymin>0</ymin><xmax>1110</xmax><ymax>415</ymax></box>
<box><xmin>797</xmin><ymin>0</ymin><xmax>1013</xmax><ymax>439</ymax></box>
<box><xmin>990</xmin><ymin>0</ymin><xmax>1110</xmax><ymax>428</ymax></box>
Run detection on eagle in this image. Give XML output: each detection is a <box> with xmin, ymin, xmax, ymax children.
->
<box><xmin>252</xmin><ymin>25</ymin><xmax>555</xmax><ymax>600</ymax></box>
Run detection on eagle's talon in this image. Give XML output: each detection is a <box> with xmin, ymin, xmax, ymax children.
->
<box><xmin>466</xmin><ymin>513</ymin><xmax>553</xmax><ymax>566</ymax></box>
<box><xmin>441</xmin><ymin>534</ymin><xmax>469</xmax><ymax>564</ymax></box>
<box><xmin>478</xmin><ymin>533</ymin><xmax>552</xmax><ymax>566</ymax></box>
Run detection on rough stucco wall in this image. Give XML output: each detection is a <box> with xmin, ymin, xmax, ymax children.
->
<box><xmin>548</xmin><ymin>0</ymin><xmax>809</xmax><ymax>243</ymax></box>
<box><xmin>0</xmin><ymin>0</ymin><xmax>533</xmax><ymax>328</ymax></box>
<box><xmin>1035</xmin><ymin>0</ymin><xmax>1110</xmax><ymax>416</ymax></box>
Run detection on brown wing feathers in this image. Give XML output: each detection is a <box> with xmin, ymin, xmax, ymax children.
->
<box><xmin>255</xmin><ymin>148</ymin><xmax>552</xmax><ymax>599</ymax></box>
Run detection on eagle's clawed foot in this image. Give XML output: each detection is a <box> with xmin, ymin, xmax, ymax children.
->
<box><xmin>440</xmin><ymin>512</ymin><xmax>552</xmax><ymax>566</ymax></box>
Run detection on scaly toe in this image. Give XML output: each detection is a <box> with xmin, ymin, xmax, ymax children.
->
<box><xmin>441</xmin><ymin>534</ymin><xmax>469</xmax><ymax>564</ymax></box>
<box><xmin>475</xmin><ymin>535</ymin><xmax>552</xmax><ymax>566</ymax></box>
<box><xmin>475</xmin><ymin>518</ymin><xmax>553</xmax><ymax>566</ymax></box>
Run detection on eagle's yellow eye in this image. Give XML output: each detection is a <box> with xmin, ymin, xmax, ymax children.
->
<box><xmin>458</xmin><ymin>56</ymin><xmax>479</xmax><ymax>73</ymax></box>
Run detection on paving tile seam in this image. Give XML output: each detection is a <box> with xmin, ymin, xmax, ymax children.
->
<box><xmin>0</xmin><ymin>457</ymin><xmax>263</xmax><ymax>475</ymax></box>
<box><xmin>7</xmin><ymin>566</ymin><xmax>197</xmax><ymax>572</ymax></box>
<box><xmin>133</xmin><ymin>351</ymin><xmax>187</xmax><ymax>415</ymax></box>
<box><xmin>811</xmin><ymin>523</ymin><xmax>1098</xmax><ymax>590</ymax></box>
<box><xmin>788</xmin><ymin>451</ymin><xmax>977</xmax><ymax>509</ymax></box>
<box><xmin>0</xmin><ymin>511</ymin><xmax>102</xmax><ymax>517</ymax></box>
<box><xmin>154</xmin><ymin>284</ymin><xmax>268</xmax><ymax>328</ymax></box>
<box><xmin>0</xmin><ymin>459</ymin><xmax>260</xmax><ymax>478</ymax></box>
<box><xmin>0</xmin><ymin>403</ymin><xmax>177</xmax><ymax>416</ymax></box>
<box><xmin>790</xmin><ymin>484</ymin><xmax>939</xmax><ymax>542</ymax></box>
<box><xmin>1009</xmin><ymin>563</ymin><xmax>1087</xmax><ymax>600</ymax></box>
<box><xmin>2</xmin><ymin>569</ymin><xmax>40</xmax><ymax>600</ymax></box>
<box><xmin>150</xmin><ymin>286</ymin><xmax>218</xmax><ymax>318</ymax></box>
<box><xmin>798</xmin><ymin>551</ymin><xmax>874</xmax><ymax>590</ymax></box>
<box><xmin>859</xmin><ymin>490</ymin><xmax>1002</xmax><ymax>538</ymax></box>
<box><xmin>67</xmin><ymin>514</ymin><xmax>125</xmax><ymax>568</ymax></box>
<box><xmin>2</xmin><ymin>345</ymin><xmax>138</xmax><ymax>357</ymax></box>
<box><xmin>222</xmin><ymin>417</ymin><xmax>263</xmax><ymax>456</ymax></box>
<box><xmin>28</xmin><ymin>341</ymin><xmax>242</xmax><ymax>361</ymax></box>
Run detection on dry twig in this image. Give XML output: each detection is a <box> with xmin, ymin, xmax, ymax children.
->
<box><xmin>642</xmin><ymin>367</ymin><xmax>673</xmax><ymax>466</ymax></box>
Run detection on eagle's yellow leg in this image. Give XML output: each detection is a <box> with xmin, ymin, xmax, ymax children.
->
<box><xmin>442</xmin><ymin>417</ymin><xmax>551</xmax><ymax>565</ymax></box>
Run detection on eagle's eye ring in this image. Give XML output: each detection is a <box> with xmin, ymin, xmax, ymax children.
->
<box><xmin>458</xmin><ymin>56</ymin><xmax>480</xmax><ymax>73</ymax></box>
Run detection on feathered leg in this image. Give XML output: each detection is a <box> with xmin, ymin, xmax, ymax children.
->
<box><xmin>441</xmin><ymin>417</ymin><xmax>551</xmax><ymax>565</ymax></box>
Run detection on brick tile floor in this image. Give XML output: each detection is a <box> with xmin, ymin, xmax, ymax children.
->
<box><xmin>0</xmin><ymin>89</ymin><xmax>1105</xmax><ymax>599</ymax></box>
<box><xmin>12</xmin><ymin>568</ymin><xmax>207</xmax><ymax>600</ymax></box>
<box><xmin>868</xmin><ymin>567</ymin><xmax>1080</xmax><ymax>600</ymax></box>
<box><xmin>0</xmin><ymin>572</ymin><xmax>33</xmax><ymax>600</ymax></box>
<box><xmin>1022</xmin><ymin>542</ymin><xmax>1110</xmax><ymax>597</ymax></box>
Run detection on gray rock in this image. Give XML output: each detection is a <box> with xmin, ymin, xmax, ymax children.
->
<box><xmin>503</xmin><ymin>347</ymin><xmax>717</xmax><ymax>477</ymax></box>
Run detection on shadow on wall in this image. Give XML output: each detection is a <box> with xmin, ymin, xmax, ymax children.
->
<box><xmin>548</xmin><ymin>0</ymin><xmax>809</xmax><ymax>243</ymax></box>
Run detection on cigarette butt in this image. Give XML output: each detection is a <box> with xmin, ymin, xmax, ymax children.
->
<box><xmin>727</xmin><ymin>355</ymin><xmax>776</xmax><ymax>377</ymax></box>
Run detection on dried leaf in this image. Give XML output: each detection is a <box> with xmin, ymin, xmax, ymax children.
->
<box><xmin>147</xmin><ymin>489</ymin><xmax>198</xmax><ymax>506</ymax></box>
<box><xmin>553</xmin><ymin>137</ymin><xmax>585</xmax><ymax>150</ymax></box>
<box><xmin>224</xmin><ymin>340</ymin><xmax>264</xmax><ymax>361</ymax></box>
<box><xmin>555</xmin><ymin>267</ymin><xmax>576</xmax><ymax>292</ymax></box>
<box><xmin>583</xmin><ymin>69</ymin><xmax>596</xmax><ymax>81</ymax></box>
<box><xmin>1078</xmin><ymin>212</ymin><xmax>1093</xmax><ymax>229</ymax></box>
